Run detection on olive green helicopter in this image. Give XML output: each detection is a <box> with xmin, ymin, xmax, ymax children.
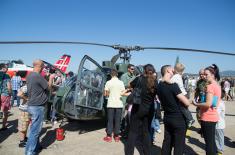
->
<box><xmin>0</xmin><ymin>41</ymin><xmax>235</xmax><ymax>120</ymax></box>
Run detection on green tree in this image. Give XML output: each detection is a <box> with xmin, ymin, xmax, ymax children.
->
<box><xmin>175</xmin><ymin>56</ymin><xmax>179</xmax><ymax>66</ymax></box>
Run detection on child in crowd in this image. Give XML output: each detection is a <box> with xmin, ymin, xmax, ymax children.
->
<box><xmin>215</xmin><ymin>101</ymin><xmax>225</xmax><ymax>155</ymax></box>
<box><xmin>171</xmin><ymin>63</ymin><xmax>195</xmax><ymax>127</ymax></box>
<box><xmin>17</xmin><ymin>85</ymin><xmax>30</xmax><ymax>147</ymax></box>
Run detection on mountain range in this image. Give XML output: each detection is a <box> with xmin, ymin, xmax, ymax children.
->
<box><xmin>185</xmin><ymin>70</ymin><xmax>235</xmax><ymax>77</ymax></box>
<box><xmin>220</xmin><ymin>70</ymin><xmax>235</xmax><ymax>77</ymax></box>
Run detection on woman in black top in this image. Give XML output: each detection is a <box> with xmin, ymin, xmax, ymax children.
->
<box><xmin>156</xmin><ymin>65</ymin><xmax>191</xmax><ymax>155</ymax></box>
<box><xmin>125</xmin><ymin>64</ymin><xmax>157</xmax><ymax>155</ymax></box>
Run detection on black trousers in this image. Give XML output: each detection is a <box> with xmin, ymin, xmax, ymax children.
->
<box><xmin>201</xmin><ymin>121</ymin><xmax>217</xmax><ymax>155</ymax></box>
<box><xmin>125</xmin><ymin>103</ymin><xmax>153</xmax><ymax>155</ymax></box>
<box><xmin>106</xmin><ymin>108</ymin><xmax>122</xmax><ymax>136</ymax></box>
<box><xmin>44</xmin><ymin>102</ymin><xmax>52</xmax><ymax>121</ymax></box>
<box><xmin>161</xmin><ymin>116</ymin><xmax>187</xmax><ymax>155</ymax></box>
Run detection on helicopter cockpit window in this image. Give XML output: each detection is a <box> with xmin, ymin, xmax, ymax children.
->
<box><xmin>80</xmin><ymin>61</ymin><xmax>104</xmax><ymax>89</ymax></box>
<box><xmin>75</xmin><ymin>57</ymin><xmax>106</xmax><ymax>110</ymax></box>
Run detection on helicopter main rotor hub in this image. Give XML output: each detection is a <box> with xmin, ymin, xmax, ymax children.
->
<box><xmin>112</xmin><ymin>45</ymin><xmax>144</xmax><ymax>63</ymax></box>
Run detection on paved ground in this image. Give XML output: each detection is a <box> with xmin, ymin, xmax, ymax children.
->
<box><xmin>1</xmin><ymin>101</ymin><xmax>235</xmax><ymax>155</ymax></box>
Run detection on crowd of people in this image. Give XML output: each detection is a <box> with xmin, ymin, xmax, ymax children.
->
<box><xmin>103</xmin><ymin>63</ymin><xmax>231</xmax><ymax>155</ymax></box>
<box><xmin>0</xmin><ymin>61</ymin><xmax>73</xmax><ymax>155</ymax></box>
<box><xmin>0</xmin><ymin>60</ymin><xmax>234</xmax><ymax>155</ymax></box>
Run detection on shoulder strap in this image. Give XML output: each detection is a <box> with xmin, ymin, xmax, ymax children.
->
<box><xmin>136</xmin><ymin>75</ymin><xmax>142</xmax><ymax>88</ymax></box>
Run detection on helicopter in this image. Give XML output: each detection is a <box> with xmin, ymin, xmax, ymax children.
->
<box><xmin>0</xmin><ymin>41</ymin><xmax>235</xmax><ymax>120</ymax></box>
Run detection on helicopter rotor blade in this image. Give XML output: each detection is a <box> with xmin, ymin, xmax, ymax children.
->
<box><xmin>142</xmin><ymin>47</ymin><xmax>235</xmax><ymax>56</ymax></box>
<box><xmin>0</xmin><ymin>41</ymin><xmax>114</xmax><ymax>48</ymax></box>
<box><xmin>0</xmin><ymin>41</ymin><xmax>234</xmax><ymax>56</ymax></box>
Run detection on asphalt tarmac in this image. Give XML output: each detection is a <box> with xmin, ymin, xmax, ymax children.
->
<box><xmin>1</xmin><ymin>101</ymin><xmax>235</xmax><ymax>155</ymax></box>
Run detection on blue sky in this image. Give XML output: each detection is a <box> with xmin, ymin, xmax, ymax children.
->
<box><xmin>0</xmin><ymin>0</ymin><xmax>235</xmax><ymax>73</ymax></box>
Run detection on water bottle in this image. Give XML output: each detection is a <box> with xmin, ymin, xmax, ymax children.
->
<box><xmin>200</xmin><ymin>92</ymin><xmax>206</xmax><ymax>103</ymax></box>
<box><xmin>212</xmin><ymin>96</ymin><xmax>218</xmax><ymax>107</ymax></box>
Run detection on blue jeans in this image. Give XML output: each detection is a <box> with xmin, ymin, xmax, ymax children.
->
<box><xmin>25</xmin><ymin>106</ymin><xmax>45</xmax><ymax>155</ymax></box>
<box><xmin>151</xmin><ymin>116</ymin><xmax>160</xmax><ymax>141</ymax></box>
<box><xmin>215</xmin><ymin>129</ymin><xmax>224</xmax><ymax>153</ymax></box>
<box><xmin>150</xmin><ymin>101</ymin><xmax>161</xmax><ymax>141</ymax></box>
<box><xmin>11</xmin><ymin>90</ymin><xmax>20</xmax><ymax>106</ymax></box>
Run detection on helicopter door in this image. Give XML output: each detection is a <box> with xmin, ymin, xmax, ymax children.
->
<box><xmin>75</xmin><ymin>55</ymin><xmax>106</xmax><ymax>110</ymax></box>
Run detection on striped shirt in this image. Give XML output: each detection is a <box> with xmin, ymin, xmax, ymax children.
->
<box><xmin>11</xmin><ymin>75</ymin><xmax>22</xmax><ymax>90</ymax></box>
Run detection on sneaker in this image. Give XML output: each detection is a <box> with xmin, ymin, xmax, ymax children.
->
<box><xmin>114</xmin><ymin>136</ymin><xmax>120</xmax><ymax>142</ymax></box>
<box><xmin>152</xmin><ymin>140</ymin><xmax>157</xmax><ymax>145</ymax></box>
<box><xmin>103</xmin><ymin>136</ymin><xmax>112</xmax><ymax>142</ymax></box>
<box><xmin>18</xmin><ymin>137</ymin><xmax>28</xmax><ymax>147</ymax></box>
<box><xmin>18</xmin><ymin>140</ymin><xmax>26</xmax><ymax>148</ymax></box>
<box><xmin>217</xmin><ymin>152</ymin><xmax>223</xmax><ymax>155</ymax></box>
<box><xmin>156</xmin><ymin>129</ymin><xmax>161</xmax><ymax>134</ymax></box>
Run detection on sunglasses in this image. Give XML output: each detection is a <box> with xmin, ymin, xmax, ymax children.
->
<box><xmin>130</xmin><ymin>68</ymin><xmax>135</xmax><ymax>70</ymax></box>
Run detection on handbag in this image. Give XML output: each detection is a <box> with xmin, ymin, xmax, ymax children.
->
<box><xmin>130</xmin><ymin>76</ymin><xmax>142</xmax><ymax>105</ymax></box>
<box><xmin>155</xmin><ymin>107</ymin><xmax>162</xmax><ymax>119</ymax></box>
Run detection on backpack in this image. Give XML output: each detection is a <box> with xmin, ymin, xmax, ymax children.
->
<box><xmin>0</xmin><ymin>73</ymin><xmax>6</xmax><ymax>94</ymax></box>
<box><xmin>129</xmin><ymin>76</ymin><xmax>142</xmax><ymax>105</ymax></box>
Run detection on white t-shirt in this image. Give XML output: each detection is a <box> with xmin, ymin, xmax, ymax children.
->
<box><xmin>105</xmin><ymin>77</ymin><xmax>125</xmax><ymax>108</ymax></box>
<box><xmin>216</xmin><ymin>101</ymin><xmax>225</xmax><ymax>129</ymax></box>
<box><xmin>224</xmin><ymin>81</ymin><xmax>230</xmax><ymax>93</ymax></box>
<box><xmin>191</xmin><ymin>79</ymin><xmax>197</xmax><ymax>87</ymax></box>
<box><xmin>171</xmin><ymin>74</ymin><xmax>187</xmax><ymax>95</ymax></box>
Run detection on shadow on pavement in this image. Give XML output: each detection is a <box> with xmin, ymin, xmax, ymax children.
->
<box><xmin>120</xmin><ymin>137</ymin><xmax>161</xmax><ymax>155</ymax></box>
<box><xmin>40</xmin><ymin>126</ymin><xmax>56</xmax><ymax>148</ymax></box>
<box><xmin>186</xmin><ymin>135</ymin><xmax>205</xmax><ymax>151</ymax></box>
<box><xmin>61</xmin><ymin>119</ymin><xmax>106</xmax><ymax>134</ymax></box>
<box><xmin>0</xmin><ymin>119</ymin><xmax>18</xmax><ymax>144</ymax></box>
<box><xmin>225</xmin><ymin>113</ymin><xmax>235</xmax><ymax>117</ymax></box>
<box><xmin>184</xmin><ymin>144</ymin><xmax>199</xmax><ymax>155</ymax></box>
<box><xmin>189</xmin><ymin>126</ymin><xmax>200</xmax><ymax>133</ymax></box>
<box><xmin>225</xmin><ymin>136</ymin><xmax>235</xmax><ymax>148</ymax></box>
